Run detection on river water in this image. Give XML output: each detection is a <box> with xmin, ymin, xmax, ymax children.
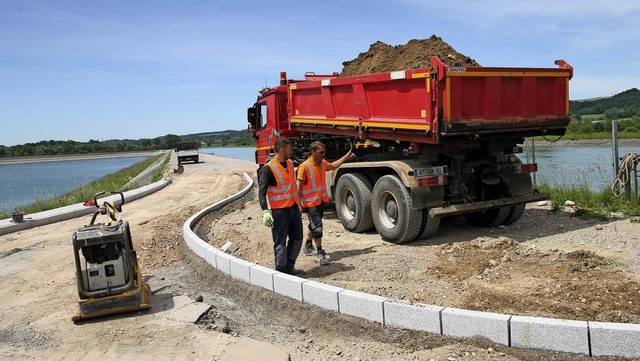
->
<box><xmin>2</xmin><ymin>145</ymin><xmax>637</xmax><ymax>212</ymax></box>
<box><xmin>522</xmin><ymin>145</ymin><xmax>638</xmax><ymax>191</ymax></box>
<box><xmin>0</xmin><ymin>156</ymin><xmax>149</xmax><ymax>211</ymax></box>
<box><xmin>202</xmin><ymin>145</ymin><xmax>639</xmax><ymax>191</ymax></box>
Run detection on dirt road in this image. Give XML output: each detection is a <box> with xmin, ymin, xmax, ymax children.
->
<box><xmin>1</xmin><ymin>153</ymin><xmax>636</xmax><ymax>360</ymax></box>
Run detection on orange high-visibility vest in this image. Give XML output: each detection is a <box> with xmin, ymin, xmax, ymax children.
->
<box><xmin>300</xmin><ymin>159</ymin><xmax>330</xmax><ymax>208</ymax></box>
<box><xmin>266</xmin><ymin>159</ymin><xmax>298</xmax><ymax>209</ymax></box>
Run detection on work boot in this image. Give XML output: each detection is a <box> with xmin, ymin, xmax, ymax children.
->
<box><xmin>315</xmin><ymin>249</ymin><xmax>330</xmax><ymax>265</ymax></box>
<box><xmin>302</xmin><ymin>242</ymin><xmax>316</xmax><ymax>256</ymax></box>
<box><xmin>286</xmin><ymin>268</ymin><xmax>305</xmax><ymax>276</ymax></box>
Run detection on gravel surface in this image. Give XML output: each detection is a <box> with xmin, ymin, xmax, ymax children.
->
<box><xmin>1</xmin><ymin>152</ymin><xmax>637</xmax><ymax>360</ymax></box>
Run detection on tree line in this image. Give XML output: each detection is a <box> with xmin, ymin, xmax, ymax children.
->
<box><xmin>567</xmin><ymin>88</ymin><xmax>640</xmax><ymax>135</ymax></box>
<box><xmin>0</xmin><ymin>130</ymin><xmax>254</xmax><ymax>158</ymax></box>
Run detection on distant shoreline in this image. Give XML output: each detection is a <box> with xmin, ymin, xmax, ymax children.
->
<box><xmin>0</xmin><ymin>150</ymin><xmax>163</xmax><ymax>165</ymax></box>
<box><xmin>532</xmin><ymin>138</ymin><xmax>640</xmax><ymax>147</ymax></box>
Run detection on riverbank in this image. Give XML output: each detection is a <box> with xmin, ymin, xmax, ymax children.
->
<box><xmin>0</xmin><ymin>152</ymin><xmax>168</xmax><ymax>218</ymax></box>
<box><xmin>533</xmin><ymin>138</ymin><xmax>640</xmax><ymax>147</ymax></box>
<box><xmin>0</xmin><ymin>150</ymin><xmax>163</xmax><ymax>165</ymax></box>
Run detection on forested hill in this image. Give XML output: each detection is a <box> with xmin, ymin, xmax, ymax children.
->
<box><xmin>570</xmin><ymin>88</ymin><xmax>640</xmax><ymax>119</ymax></box>
<box><xmin>0</xmin><ymin>130</ymin><xmax>253</xmax><ymax>158</ymax></box>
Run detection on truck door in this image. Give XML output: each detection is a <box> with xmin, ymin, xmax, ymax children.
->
<box><xmin>252</xmin><ymin>94</ymin><xmax>280</xmax><ymax>165</ymax></box>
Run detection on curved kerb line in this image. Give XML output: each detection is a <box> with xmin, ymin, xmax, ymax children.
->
<box><xmin>184</xmin><ymin>172</ymin><xmax>640</xmax><ymax>358</ymax></box>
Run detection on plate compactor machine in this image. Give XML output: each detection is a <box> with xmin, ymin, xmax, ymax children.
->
<box><xmin>71</xmin><ymin>191</ymin><xmax>151</xmax><ymax>322</ymax></box>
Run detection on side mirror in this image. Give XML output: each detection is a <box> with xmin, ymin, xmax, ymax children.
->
<box><xmin>247</xmin><ymin>106</ymin><xmax>257</xmax><ymax>130</ymax></box>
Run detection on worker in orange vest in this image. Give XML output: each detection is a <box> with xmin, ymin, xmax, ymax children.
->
<box><xmin>297</xmin><ymin>141</ymin><xmax>354</xmax><ymax>265</ymax></box>
<box><xmin>258</xmin><ymin>137</ymin><xmax>304</xmax><ymax>275</ymax></box>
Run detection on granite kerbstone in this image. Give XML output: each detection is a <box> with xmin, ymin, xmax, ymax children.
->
<box><xmin>302</xmin><ymin>281</ymin><xmax>343</xmax><ymax>313</ymax></box>
<box><xmin>589</xmin><ymin>321</ymin><xmax>640</xmax><ymax>358</ymax></box>
<box><xmin>384</xmin><ymin>301</ymin><xmax>444</xmax><ymax>334</ymax></box>
<box><xmin>273</xmin><ymin>273</ymin><xmax>306</xmax><ymax>301</ymax></box>
<box><xmin>215</xmin><ymin>252</ymin><xmax>234</xmax><ymax>275</ymax></box>
<box><xmin>229</xmin><ymin>257</ymin><xmax>254</xmax><ymax>283</ymax></box>
<box><xmin>203</xmin><ymin>244</ymin><xmax>218</xmax><ymax>268</ymax></box>
<box><xmin>441</xmin><ymin>308</ymin><xmax>511</xmax><ymax>345</ymax></box>
<box><xmin>249</xmin><ymin>265</ymin><xmax>277</xmax><ymax>291</ymax></box>
<box><xmin>510</xmin><ymin>316</ymin><xmax>589</xmax><ymax>355</ymax></box>
<box><xmin>338</xmin><ymin>290</ymin><xmax>386</xmax><ymax>324</ymax></box>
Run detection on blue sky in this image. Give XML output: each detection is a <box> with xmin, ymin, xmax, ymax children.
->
<box><xmin>1</xmin><ymin>0</ymin><xmax>638</xmax><ymax>146</ymax></box>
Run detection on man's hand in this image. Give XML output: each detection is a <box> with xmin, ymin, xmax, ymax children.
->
<box><xmin>262</xmin><ymin>210</ymin><xmax>274</xmax><ymax>227</ymax></box>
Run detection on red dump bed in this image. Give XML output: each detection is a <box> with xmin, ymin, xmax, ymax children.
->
<box><xmin>288</xmin><ymin>57</ymin><xmax>572</xmax><ymax>143</ymax></box>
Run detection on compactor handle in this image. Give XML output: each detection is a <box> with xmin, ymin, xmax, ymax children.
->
<box><xmin>92</xmin><ymin>191</ymin><xmax>125</xmax><ymax>211</ymax></box>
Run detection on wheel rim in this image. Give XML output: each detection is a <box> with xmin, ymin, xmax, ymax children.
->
<box><xmin>378</xmin><ymin>191</ymin><xmax>398</xmax><ymax>229</ymax></box>
<box><xmin>340</xmin><ymin>188</ymin><xmax>356</xmax><ymax>221</ymax></box>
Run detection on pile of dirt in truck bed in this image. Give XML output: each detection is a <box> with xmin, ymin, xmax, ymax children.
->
<box><xmin>339</xmin><ymin>35</ymin><xmax>480</xmax><ymax>77</ymax></box>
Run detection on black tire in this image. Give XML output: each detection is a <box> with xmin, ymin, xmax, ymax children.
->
<box><xmin>371</xmin><ymin>175</ymin><xmax>421</xmax><ymax>244</ymax></box>
<box><xmin>503</xmin><ymin>204</ymin><xmax>526</xmax><ymax>225</ymax></box>
<box><xmin>464</xmin><ymin>207</ymin><xmax>511</xmax><ymax>227</ymax></box>
<box><xmin>335</xmin><ymin>173</ymin><xmax>374</xmax><ymax>233</ymax></box>
<box><xmin>417</xmin><ymin>208</ymin><xmax>441</xmax><ymax>240</ymax></box>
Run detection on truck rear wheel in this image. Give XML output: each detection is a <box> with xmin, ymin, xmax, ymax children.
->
<box><xmin>372</xmin><ymin>175</ymin><xmax>421</xmax><ymax>244</ymax></box>
<box><xmin>417</xmin><ymin>209</ymin><xmax>441</xmax><ymax>240</ymax></box>
<box><xmin>464</xmin><ymin>207</ymin><xmax>511</xmax><ymax>227</ymax></box>
<box><xmin>335</xmin><ymin>173</ymin><xmax>374</xmax><ymax>233</ymax></box>
<box><xmin>503</xmin><ymin>204</ymin><xmax>526</xmax><ymax>225</ymax></box>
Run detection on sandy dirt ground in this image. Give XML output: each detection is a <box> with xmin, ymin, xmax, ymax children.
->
<box><xmin>1</xmin><ymin>153</ymin><xmax>637</xmax><ymax>360</ymax></box>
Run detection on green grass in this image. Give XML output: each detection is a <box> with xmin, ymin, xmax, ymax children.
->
<box><xmin>538</xmin><ymin>182</ymin><xmax>640</xmax><ymax>219</ymax></box>
<box><xmin>580</xmin><ymin>114</ymin><xmax>605</xmax><ymax>121</ymax></box>
<box><xmin>0</xmin><ymin>153</ymin><xmax>169</xmax><ymax>220</ymax></box>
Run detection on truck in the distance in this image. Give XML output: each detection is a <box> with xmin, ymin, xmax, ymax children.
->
<box><xmin>176</xmin><ymin>141</ymin><xmax>199</xmax><ymax>164</ymax></box>
<box><xmin>247</xmin><ymin>56</ymin><xmax>572</xmax><ymax>243</ymax></box>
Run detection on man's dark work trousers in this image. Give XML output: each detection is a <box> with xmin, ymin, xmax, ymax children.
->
<box><xmin>271</xmin><ymin>205</ymin><xmax>303</xmax><ymax>272</ymax></box>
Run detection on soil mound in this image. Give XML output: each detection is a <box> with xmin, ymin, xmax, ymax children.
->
<box><xmin>339</xmin><ymin>35</ymin><xmax>480</xmax><ymax>77</ymax></box>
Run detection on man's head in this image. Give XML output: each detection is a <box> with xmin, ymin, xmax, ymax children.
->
<box><xmin>309</xmin><ymin>141</ymin><xmax>326</xmax><ymax>163</ymax></box>
<box><xmin>274</xmin><ymin>137</ymin><xmax>292</xmax><ymax>161</ymax></box>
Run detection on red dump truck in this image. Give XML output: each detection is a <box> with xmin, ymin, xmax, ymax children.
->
<box><xmin>247</xmin><ymin>56</ymin><xmax>572</xmax><ymax>243</ymax></box>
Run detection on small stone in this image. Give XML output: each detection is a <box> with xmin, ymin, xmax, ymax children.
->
<box><xmin>195</xmin><ymin>295</ymin><xmax>203</xmax><ymax>302</ymax></box>
<box><xmin>595</xmin><ymin>225</ymin><xmax>604</xmax><ymax>230</ymax></box>
<box><xmin>537</xmin><ymin>201</ymin><xmax>548</xmax><ymax>206</ymax></box>
<box><xmin>565</xmin><ymin>200</ymin><xmax>576</xmax><ymax>206</ymax></box>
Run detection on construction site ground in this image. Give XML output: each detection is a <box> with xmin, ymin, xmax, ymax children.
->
<box><xmin>1</xmin><ymin>153</ymin><xmax>639</xmax><ymax>360</ymax></box>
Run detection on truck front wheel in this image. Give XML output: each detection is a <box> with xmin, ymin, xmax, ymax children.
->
<box><xmin>372</xmin><ymin>175</ymin><xmax>421</xmax><ymax>244</ymax></box>
<box><xmin>335</xmin><ymin>173</ymin><xmax>374</xmax><ymax>233</ymax></box>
